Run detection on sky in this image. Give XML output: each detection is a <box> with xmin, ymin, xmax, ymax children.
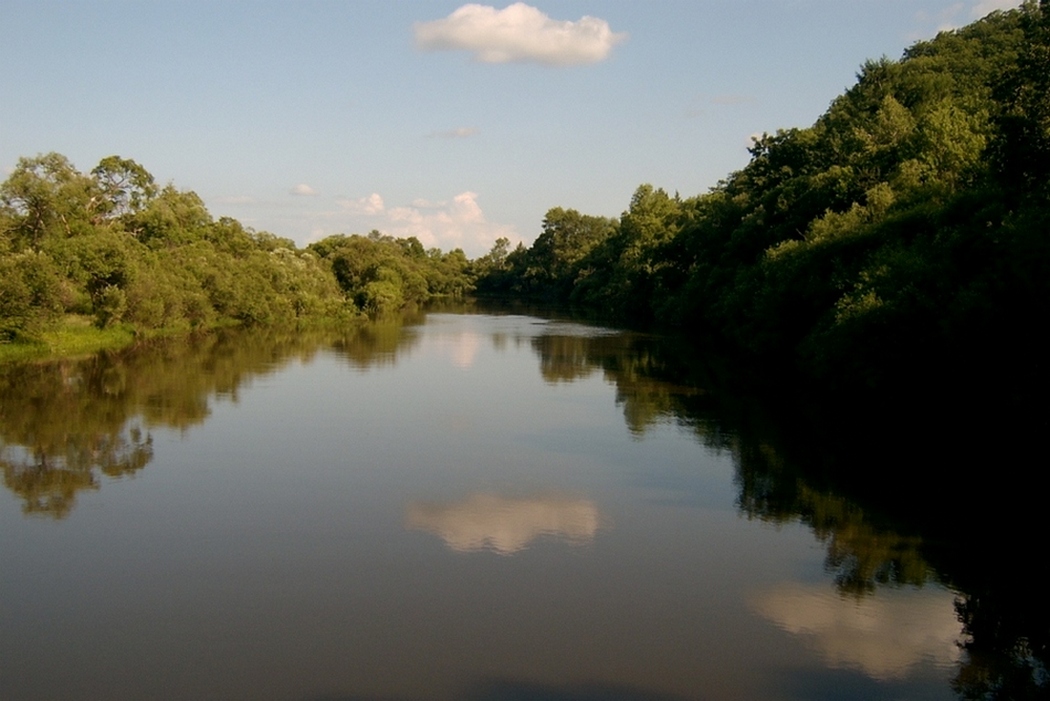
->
<box><xmin>0</xmin><ymin>0</ymin><xmax>1023</xmax><ymax>257</ymax></box>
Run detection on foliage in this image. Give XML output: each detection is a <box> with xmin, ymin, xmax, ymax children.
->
<box><xmin>307</xmin><ymin>231</ymin><xmax>473</xmax><ymax>314</ymax></box>
<box><xmin>476</xmin><ymin>3</ymin><xmax>1050</xmax><ymax>394</ymax></box>
<box><xmin>0</xmin><ymin>155</ymin><xmax>478</xmax><ymax>351</ymax></box>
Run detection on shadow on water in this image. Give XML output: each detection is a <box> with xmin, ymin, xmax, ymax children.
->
<box><xmin>519</xmin><ymin>320</ymin><xmax>1048</xmax><ymax>701</ymax></box>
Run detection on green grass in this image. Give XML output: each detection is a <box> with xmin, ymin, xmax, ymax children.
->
<box><xmin>0</xmin><ymin>313</ymin><xmax>366</xmax><ymax>364</ymax></box>
<box><xmin>0</xmin><ymin>316</ymin><xmax>136</xmax><ymax>363</ymax></box>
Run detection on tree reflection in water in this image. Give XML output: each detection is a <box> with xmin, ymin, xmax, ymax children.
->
<box><xmin>0</xmin><ymin>318</ymin><xmax>421</xmax><ymax>518</ymax></box>
<box><xmin>1</xmin><ymin>309</ymin><xmax>1045</xmax><ymax>699</ymax></box>
<box><xmin>523</xmin><ymin>317</ymin><xmax>1047</xmax><ymax>701</ymax></box>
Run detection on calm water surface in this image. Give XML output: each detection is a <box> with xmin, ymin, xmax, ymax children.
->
<box><xmin>0</xmin><ymin>311</ymin><xmax>973</xmax><ymax>700</ymax></box>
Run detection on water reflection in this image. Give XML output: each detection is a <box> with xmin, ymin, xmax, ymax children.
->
<box><xmin>405</xmin><ymin>492</ymin><xmax>602</xmax><ymax>554</ymax></box>
<box><xmin>514</xmin><ymin>310</ymin><xmax>1048</xmax><ymax>700</ymax></box>
<box><xmin>752</xmin><ymin>582</ymin><xmax>962</xmax><ymax>681</ymax></box>
<box><xmin>0</xmin><ymin>321</ymin><xmax>426</xmax><ymax>518</ymax></box>
<box><xmin>1</xmin><ymin>307</ymin><xmax>1045</xmax><ymax>700</ymax></box>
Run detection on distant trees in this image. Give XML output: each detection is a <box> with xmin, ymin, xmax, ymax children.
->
<box><xmin>474</xmin><ymin>207</ymin><xmax>616</xmax><ymax>301</ymax></box>
<box><xmin>307</xmin><ymin>231</ymin><xmax>472</xmax><ymax>314</ymax></box>
<box><xmin>0</xmin><ymin>155</ymin><xmax>478</xmax><ymax>343</ymax></box>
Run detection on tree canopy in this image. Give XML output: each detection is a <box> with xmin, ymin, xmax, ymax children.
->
<box><xmin>0</xmin><ymin>157</ymin><xmax>474</xmax><ymax>343</ymax></box>
<box><xmin>476</xmin><ymin>2</ymin><xmax>1050</xmax><ymax>397</ymax></box>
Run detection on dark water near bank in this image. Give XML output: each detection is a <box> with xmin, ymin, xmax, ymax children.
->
<box><xmin>0</xmin><ymin>308</ymin><xmax>1044</xmax><ymax>700</ymax></box>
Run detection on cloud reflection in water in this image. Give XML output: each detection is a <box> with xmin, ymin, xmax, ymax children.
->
<box><xmin>751</xmin><ymin>582</ymin><xmax>962</xmax><ymax>681</ymax></box>
<box><xmin>405</xmin><ymin>492</ymin><xmax>602</xmax><ymax>555</ymax></box>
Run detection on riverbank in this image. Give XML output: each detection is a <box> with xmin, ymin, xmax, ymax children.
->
<box><xmin>0</xmin><ymin>313</ymin><xmax>366</xmax><ymax>364</ymax></box>
<box><xmin>0</xmin><ymin>316</ymin><xmax>139</xmax><ymax>363</ymax></box>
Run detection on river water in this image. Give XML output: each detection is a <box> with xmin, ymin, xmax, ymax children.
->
<box><xmin>0</xmin><ymin>308</ymin><xmax>1038</xmax><ymax>700</ymax></box>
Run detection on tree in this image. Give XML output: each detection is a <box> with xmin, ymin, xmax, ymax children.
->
<box><xmin>0</xmin><ymin>153</ymin><xmax>97</xmax><ymax>249</ymax></box>
<box><xmin>90</xmin><ymin>156</ymin><xmax>158</xmax><ymax>220</ymax></box>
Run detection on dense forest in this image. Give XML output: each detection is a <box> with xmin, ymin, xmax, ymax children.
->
<box><xmin>476</xmin><ymin>2</ymin><xmax>1050</xmax><ymax>397</ymax></box>
<box><xmin>0</xmin><ymin>154</ymin><xmax>474</xmax><ymax>343</ymax></box>
<box><xmin>3</xmin><ymin>3</ymin><xmax>1049</xmax><ymax>400</ymax></box>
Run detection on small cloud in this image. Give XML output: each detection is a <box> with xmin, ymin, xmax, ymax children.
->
<box><xmin>336</xmin><ymin>192</ymin><xmax>385</xmax><ymax>215</ymax></box>
<box><xmin>414</xmin><ymin>2</ymin><xmax>627</xmax><ymax>66</ymax></box>
<box><xmin>426</xmin><ymin>126</ymin><xmax>479</xmax><ymax>139</ymax></box>
<box><xmin>290</xmin><ymin>183</ymin><xmax>318</xmax><ymax>196</ymax></box>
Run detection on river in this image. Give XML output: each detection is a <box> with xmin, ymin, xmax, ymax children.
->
<box><xmin>0</xmin><ymin>307</ymin><xmax>1042</xmax><ymax>700</ymax></box>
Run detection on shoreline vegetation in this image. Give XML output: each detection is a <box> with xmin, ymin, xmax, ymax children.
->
<box><xmin>3</xmin><ymin>4</ymin><xmax>1048</xmax><ymax>408</ymax></box>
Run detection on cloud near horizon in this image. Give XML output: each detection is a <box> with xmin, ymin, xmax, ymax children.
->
<box><xmin>337</xmin><ymin>192</ymin><xmax>385</xmax><ymax>215</ymax></box>
<box><xmin>414</xmin><ymin>3</ymin><xmax>627</xmax><ymax>66</ymax></box>
<box><xmin>289</xmin><ymin>183</ymin><xmax>317</xmax><ymax>196</ymax></box>
<box><xmin>318</xmin><ymin>190</ymin><xmax>518</xmax><ymax>256</ymax></box>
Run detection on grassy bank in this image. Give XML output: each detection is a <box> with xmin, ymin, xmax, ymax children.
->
<box><xmin>0</xmin><ymin>312</ymin><xmax>371</xmax><ymax>364</ymax></box>
<box><xmin>0</xmin><ymin>316</ymin><xmax>139</xmax><ymax>363</ymax></box>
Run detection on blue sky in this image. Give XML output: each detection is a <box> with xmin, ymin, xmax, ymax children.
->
<box><xmin>0</xmin><ymin>0</ymin><xmax>1021</xmax><ymax>256</ymax></box>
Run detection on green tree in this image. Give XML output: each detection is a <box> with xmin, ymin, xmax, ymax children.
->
<box><xmin>0</xmin><ymin>153</ymin><xmax>98</xmax><ymax>249</ymax></box>
<box><xmin>90</xmin><ymin>156</ymin><xmax>158</xmax><ymax>220</ymax></box>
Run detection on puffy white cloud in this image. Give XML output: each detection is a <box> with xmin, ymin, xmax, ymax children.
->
<box><xmin>289</xmin><ymin>183</ymin><xmax>318</xmax><ymax>196</ymax></box>
<box><xmin>414</xmin><ymin>3</ymin><xmax>627</xmax><ymax>66</ymax></box>
<box><xmin>337</xmin><ymin>192</ymin><xmax>385</xmax><ymax>215</ymax></box>
<box><xmin>426</xmin><ymin>126</ymin><xmax>479</xmax><ymax>139</ymax></box>
<box><xmin>315</xmin><ymin>190</ymin><xmax>518</xmax><ymax>256</ymax></box>
<box><xmin>385</xmin><ymin>191</ymin><xmax>518</xmax><ymax>254</ymax></box>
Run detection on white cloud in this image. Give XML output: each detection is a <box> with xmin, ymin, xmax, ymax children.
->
<box><xmin>289</xmin><ymin>183</ymin><xmax>318</xmax><ymax>196</ymax></box>
<box><xmin>414</xmin><ymin>2</ymin><xmax>627</xmax><ymax>66</ymax></box>
<box><xmin>337</xmin><ymin>192</ymin><xmax>385</xmax><ymax>215</ymax></box>
<box><xmin>317</xmin><ymin>190</ymin><xmax>518</xmax><ymax>257</ymax></box>
<box><xmin>426</xmin><ymin>126</ymin><xmax>479</xmax><ymax>139</ymax></box>
<box><xmin>385</xmin><ymin>191</ymin><xmax>518</xmax><ymax>254</ymax></box>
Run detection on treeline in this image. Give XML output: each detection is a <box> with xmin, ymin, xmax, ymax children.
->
<box><xmin>477</xmin><ymin>3</ymin><xmax>1050</xmax><ymax>394</ymax></box>
<box><xmin>0</xmin><ymin>155</ymin><xmax>474</xmax><ymax>342</ymax></box>
<box><xmin>5</xmin><ymin>3</ymin><xmax>1049</xmax><ymax>395</ymax></box>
